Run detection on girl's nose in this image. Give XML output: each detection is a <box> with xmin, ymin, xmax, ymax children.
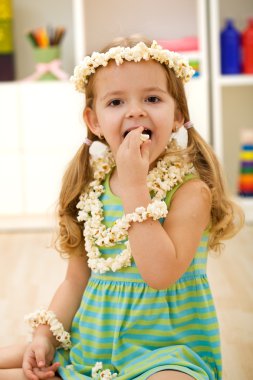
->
<box><xmin>125</xmin><ymin>103</ymin><xmax>147</xmax><ymax>118</ymax></box>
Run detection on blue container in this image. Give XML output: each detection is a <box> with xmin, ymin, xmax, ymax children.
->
<box><xmin>220</xmin><ymin>19</ymin><xmax>241</xmax><ymax>74</ymax></box>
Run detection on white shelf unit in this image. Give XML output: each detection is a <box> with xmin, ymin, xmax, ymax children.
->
<box><xmin>218</xmin><ymin>74</ymin><xmax>253</xmax><ymax>86</ymax></box>
<box><xmin>209</xmin><ymin>0</ymin><xmax>253</xmax><ymax>223</ymax></box>
<box><xmin>0</xmin><ymin>0</ymin><xmax>211</xmax><ymax>223</ymax></box>
<box><xmin>0</xmin><ymin>82</ymin><xmax>84</xmax><ymax>218</ymax></box>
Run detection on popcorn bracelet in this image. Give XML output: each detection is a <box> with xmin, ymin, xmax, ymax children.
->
<box><xmin>24</xmin><ymin>309</ymin><xmax>71</xmax><ymax>350</ymax></box>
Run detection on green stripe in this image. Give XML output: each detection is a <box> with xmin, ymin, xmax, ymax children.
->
<box><xmin>82</xmin><ymin>293</ymin><xmax>214</xmax><ymax>310</ymax></box>
<box><xmin>81</xmin><ymin>297</ymin><xmax>215</xmax><ymax>315</ymax></box>
<box><xmin>77</xmin><ymin>317</ymin><xmax>219</xmax><ymax>332</ymax></box>
<box><xmin>83</xmin><ymin>288</ymin><xmax>212</xmax><ymax>304</ymax></box>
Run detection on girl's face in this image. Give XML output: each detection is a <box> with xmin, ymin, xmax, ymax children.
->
<box><xmin>85</xmin><ymin>60</ymin><xmax>183</xmax><ymax>165</ymax></box>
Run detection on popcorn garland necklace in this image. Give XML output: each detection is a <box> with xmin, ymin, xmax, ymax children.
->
<box><xmin>77</xmin><ymin>141</ymin><xmax>195</xmax><ymax>274</ymax></box>
<box><xmin>73</xmin><ymin>40</ymin><xmax>196</xmax><ymax>273</ymax></box>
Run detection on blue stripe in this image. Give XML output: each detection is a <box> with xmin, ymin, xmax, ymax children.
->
<box><xmin>196</xmin><ymin>246</ymin><xmax>208</xmax><ymax>253</ymax></box>
<box><xmin>103</xmin><ymin>204</ymin><xmax>123</xmax><ymax>211</ymax></box>
<box><xmin>84</xmin><ymin>287</ymin><xmax>213</xmax><ymax>303</ymax></box>
<box><xmin>83</xmin><ymin>292</ymin><xmax>214</xmax><ymax>309</ymax></box>
<box><xmin>86</xmin><ymin>278</ymin><xmax>210</xmax><ymax>295</ymax></box>
<box><xmin>81</xmin><ymin>303</ymin><xmax>216</xmax><ymax>321</ymax></box>
<box><xmin>75</xmin><ymin>344</ymin><xmax>111</xmax><ymax>356</ymax></box>
<box><xmin>115</xmin><ymin>348</ymin><xmax>149</xmax><ymax>367</ymax></box>
<box><xmin>75</xmin><ymin>333</ymin><xmax>114</xmax><ymax>344</ymax></box>
<box><xmin>104</xmin><ymin>215</ymin><xmax>124</xmax><ymax>222</ymax></box>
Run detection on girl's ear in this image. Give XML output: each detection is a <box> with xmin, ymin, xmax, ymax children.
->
<box><xmin>173</xmin><ymin>109</ymin><xmax>184</xmax><ymax>131</ymax></box>
<box><xmin>83</xmin><ymin>107</ymin><xmax>101</xmax><ymax>137</ymax></box>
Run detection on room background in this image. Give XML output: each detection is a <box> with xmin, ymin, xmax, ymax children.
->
<box><xmin>0</xmin><ymin>1</ymin><xmax>253</xmax><ymax>379</ymax></box>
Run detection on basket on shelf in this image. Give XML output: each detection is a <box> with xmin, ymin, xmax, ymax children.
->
<box><xmin>23</xmin><ymin>26</ymin><xmax>69</xmax><ymax>81</ymax></box>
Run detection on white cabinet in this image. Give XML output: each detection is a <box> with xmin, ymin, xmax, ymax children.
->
<box><xmin>0</xmin><ymin>0</ymin><xmax>210</xmax><ymax>220</ymax></box>
<box><xmin>0</xmin><ymin>82</ymin><xmax>84</xmax><ymax>217</ymax></box>
<box><xmin>209</xmin><ymin>0</ymin><xmax>253</xmax><ymax>222</ymax></box>
<box><xmin>3</xmin><ymin>0</ymin><xmax>253</xmax><ymax>222</ymax></box>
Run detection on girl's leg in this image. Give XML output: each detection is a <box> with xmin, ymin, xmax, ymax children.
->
<box><xmin>0</xmin><ymin>343</ymin><xmax>27</xmax><ymax>368</ymax></box>
<box><xmin>0</xmin><ymin>369</ymin><xmax>61</xmax><ymax>380</ymax></box>
<box><xmin>148</xmin><ymin>370</ymin><xmax>195</xmax><ymax>380</ymax></box>
<box><xmin>0</xmin><ymin>343</ymin><xmax>61</xmax><ymax>379</ymax></box>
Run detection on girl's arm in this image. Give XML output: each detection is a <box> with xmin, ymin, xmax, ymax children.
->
<box><xmin>117</xmin><ymin>127</ymin><xmax>211</xmax><ymax>289</ymax></box>
<box><xmin>122</xmin><ymin>179</ymin><xmax>211</xmax><ymax>289</ymax></box>
<box><xmin>23</xmin><ymin>251</ymin><xmax>90</xmax><ymax>380</ymax></box>
<box><xmin>35</xmin><ymin>252</ymin><xmax>91</xmax><ymax>337</ymax></box>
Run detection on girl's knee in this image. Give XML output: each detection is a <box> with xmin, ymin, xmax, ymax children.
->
<box><xmin>0</xmin><ymin>368</ymin><xmax>61</xmax><ymax>380</ymax></box>
<box><xmin>0</xmin><ymin>368</ymin><xmax>26</xmax><ymax>380</ymax></box>
<box><xmin>0</xmin><ymin>343</ymin><xmax>27</xmax><ymax>369</ymax></box>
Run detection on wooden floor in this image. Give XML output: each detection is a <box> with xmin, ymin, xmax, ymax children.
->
<box><xmin>0</xmin><ymin>224</ymin><xmax>252</xmax><ymax>379</ymax></box>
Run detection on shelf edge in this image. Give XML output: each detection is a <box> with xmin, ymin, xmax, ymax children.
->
<box><xmin>219</xmin><ymin>75</ymin><xmax>253</xmax><ymax>87</ymax></box>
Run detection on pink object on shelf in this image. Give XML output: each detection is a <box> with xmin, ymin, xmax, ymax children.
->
<box><xmin>21</xmin><ymin>59</ymin><xmax>69</xmax><ymax>82</ymax></box>
<box><xmin>157</xmin><ymin>37</ymin><xmax>199</xmax><ymax>52</ymax></box>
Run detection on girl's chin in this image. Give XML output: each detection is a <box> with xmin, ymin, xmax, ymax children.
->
<box><xmin>149</xmin><ymin>148</ymin><xmax>168</xmax><ymax>169</ymax></box>
<box><xmin>149</xmin><ymin>156</ymin><xmax>159</xmax><ymax>169</ymax></box>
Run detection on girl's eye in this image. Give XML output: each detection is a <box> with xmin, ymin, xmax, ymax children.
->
<box><xmin>146</xmin><ymin>96</ymin><xmax>160</xmax><ymax>103</ymax></box>
<box><xmin>108</xmin><ymin>99</ymin><xmax>123</xmax><ymax>106</ymax></box>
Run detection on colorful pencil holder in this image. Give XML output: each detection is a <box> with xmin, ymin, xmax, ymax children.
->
<box><xmin>32</xmin><ymin>46</ymin><xmax>61</xmax><ymax>80</ymax></box>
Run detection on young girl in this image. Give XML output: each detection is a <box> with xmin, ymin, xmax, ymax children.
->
<box><xmin>0</xmin><ymin>36</ymin><xmax>243</xmax><ymax>380</ymax></box>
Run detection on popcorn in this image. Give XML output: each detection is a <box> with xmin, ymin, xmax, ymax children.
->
<box><xmin>91</xmin><ymin>361</ymin><xmax>118</xmax><ymax>379</ymax></box>
<box><xmin>89</xmin><ymin>141</ymin><xmax>109</xmax><ymax>159</ymax></box>
<box><xmin>140</xmin><ymin>133</ymin><xmax>150</xmax><ymax>142</ymax></box>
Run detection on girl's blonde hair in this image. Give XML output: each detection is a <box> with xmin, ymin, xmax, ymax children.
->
<box><xmin>55</xmin><ymin>35</ymin><xmax>244</xmax><ymax>256</ymax></box>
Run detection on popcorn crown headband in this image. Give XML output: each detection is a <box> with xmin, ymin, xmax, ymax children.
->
<box><xmin>71</xmin><ymin>40</ymin><xmax>195</xmax><ymax>93</ymax></box>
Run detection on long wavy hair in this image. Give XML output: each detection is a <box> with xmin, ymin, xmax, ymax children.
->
<box><xmin>55</xmin><ymin>35</ymin><xmax>244</xmax><ymax>256</ymax></box>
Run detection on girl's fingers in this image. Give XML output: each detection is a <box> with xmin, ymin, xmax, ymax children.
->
<box><xmin>23</xmin><ymin>357</ymin><xmax>39</xmax><ymax>380</ymax></box>
<box><xmin>128</xmin><ymin>128</ymin><xmax>151</xmax><ymax>162</ymax></box>
<box><xmin>23</xmin><ymin>367</ymin><xmax>39</xmax><ymax>380</ymax></box>
<box><xmin>34</xmin><ymin>347</ymin><xmax>47</xmax><ymax>368</ymax></box>
<box><xmin>41</xmin><ymin>362</ymin><xmax>60</xmax><ymax>372</ymax></box>
<box><xmin>33</xmin><ymin>367</ymin><xmax>55</xmax><ymax>379</ymax></box>
<box><xmin>140</xmin><ymin>139</ymin><xmax>151</xmax><ymax>161</ymax></box>
<box><xmin>125</xmin><ymin>127</ymin><xmax>144</xmax><ymax>151</ymax></box>
<box><xmin>32</xmin><ymin>362</ymin><xmax>60</xmax><ymax>379</ymax></box>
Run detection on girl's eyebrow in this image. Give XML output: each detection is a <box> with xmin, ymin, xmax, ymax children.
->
<box><xmin>143</xmin><ymin>86</ymin><xmax>168</xmax><ymax>94</ymax></box>
<box><xmin>101</xmin><ymin>91</ymin><xmax>124</xmax><ymax>101</ymax></box>
<box><xmin>100</xmin><ymin>87</ymin><xmax>167</xmax><ymax>101</ymax></box>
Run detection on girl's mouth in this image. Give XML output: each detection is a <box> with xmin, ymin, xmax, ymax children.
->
<box><xmin>123</xmin><ymin>128</ymin><xmax>152</xmax><ymax>139</ymax></box>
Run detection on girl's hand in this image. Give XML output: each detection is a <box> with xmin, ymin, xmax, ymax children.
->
<box><xmin>22</xmin><ymin>338</ymin><xmax>60</xmax><ymax>380</ymax></box>
<box><xmin>116</xmin><ymin>127</ymin><xmax>151</xmax><ymax>189</ymax></box>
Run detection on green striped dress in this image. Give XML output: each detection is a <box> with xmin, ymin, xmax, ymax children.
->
<box><xmin>54</xmin><ymin>173</ymin><xmax>222</xmax><ymax>379</ymax></box>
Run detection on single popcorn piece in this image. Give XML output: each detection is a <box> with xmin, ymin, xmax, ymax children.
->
<box><xmin>140</xmin><ymin>133</ymin><xmax>150</xmax><ymax>142</ymax></box>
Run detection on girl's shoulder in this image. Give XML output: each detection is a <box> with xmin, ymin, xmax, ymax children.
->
<box><xmin>164</xmin><ymin>177</ymin><xmax>212</xmax><ymax>241</ymax></box>
<box><xmin>165</xmin><ymin>173</ymin><xmax>211</xmax><ymax>207</ymax></box>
